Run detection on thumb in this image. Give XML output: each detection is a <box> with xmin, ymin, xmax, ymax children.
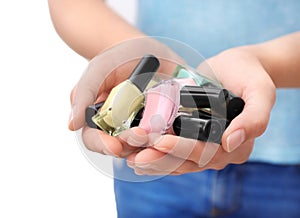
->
<box><xmin>222</xmin><ymin>85</ymin><xmax>276</xmax><ymax>152</ymax></box>
<box><xmin>68</xmin><ymin>53</ymin><xmax>117</xmax><ymax>131</ymax></box>
<box><xmin>68</xmin><ymin>37</ymin><xmax>185</xmax><ymax>131</ymax></box>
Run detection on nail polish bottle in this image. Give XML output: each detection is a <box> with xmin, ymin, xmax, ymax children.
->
<box><xmin>174</xmin><ymin>84</ymin><xmax>244</xmax><ymax>143</ymax></box>
<box><xmin>180</xmin><ymin>85</ymin><xmax>244</xmax><ymax>121</ymax></box>
<box><xmin>138</xmin><ymin>79</ymin><xmax>181</xmax><ymax>134</ymax></box>
<box><xmin>225</xmin><ymin>93</ymin><xmax>245</xmax><ymax>121</ymax></box>
<box><xmin>91</xmin><ymin>54</ymin><xmax>160</xmax><ymax>136</ymax></box>
<box><xmin>85</xmin><ymin>101</ymin><xmax>104</xmax><ymax>130</ymax></box>
<box><xmin>138</xmin><ymin>75</ymin><xmax>198</xmax><ymax>134</ymax></box>
<box><xmin>86</xmin><ymin>101</ymin><xmax>144</xmax><ymax>130</ymax></box>
<box><xmin>180</xmin><ymin>85</ymin><xmax>229</xmax><ymax>109</ymax></box>
<box><xmin>173</xmin><ymin>65</ymin><xmax>221</xmax><ymax>88</ymax></box>
<box><xmin>173</xmin><ymin>110</ymin><xmax>227</xmax><ymax>144</ymax></box>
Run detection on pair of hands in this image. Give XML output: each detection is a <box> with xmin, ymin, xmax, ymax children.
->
<box><xmin>69</xmin><ymin>39</ymin><xmax>276</xmax><ymax>176</ymax></box>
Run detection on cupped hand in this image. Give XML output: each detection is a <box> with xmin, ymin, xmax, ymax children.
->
<box><xmin>68</xmin><ymin>37</ymin><xmax>182</xmax><ymax>157</ymax></box>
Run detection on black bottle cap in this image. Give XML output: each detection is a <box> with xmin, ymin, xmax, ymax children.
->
<box><xmin>129</xmin><ymin>54</ymin><xmax>160</xmax><ymax>92</ymax></box>
<box><xmin>85</xmin><ymin>102</ymin><xmax>104</xmax><ymax>129</ymax></box>
<box><xmin>180</xmin><ymin>85</ymin><xmax>245</xmax><ymax>121</ymax></box>
<box><xmin>226</xmin><ymin>96</ymin><xmax>245</xmax><ymax>121</ymax></box>
<box><xmin>173</xmin><ymin>115</ymin><xmax>210</xmax><ymax>141</ymax></box>
<box><xmin>180</xmin><ymin>85</ymin><xmax>229</xmax><ymax>108</ymax></box>
<box><xmin>173</xmin><ymin>111</ymin><xmax>227</xmax><ymax>144</ymax></box>
<box><xmin>130</xmin><ymin>108</ymin><xmax>144</xmax><ymax>127</ymax></box>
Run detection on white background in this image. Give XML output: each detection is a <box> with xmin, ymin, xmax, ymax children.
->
<box><xmin>0</xmin><ymin>1</ymin><xmax>136</xmax><ymax>217</ymax></box>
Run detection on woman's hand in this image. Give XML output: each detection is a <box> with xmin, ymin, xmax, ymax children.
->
<box><xmin>68</xmin><ymin>37</ymin><xmax>182</xmax><ymax>157</ymax></box>
<box><xmin>126</xmin><ymin>47</ymin><xmax>276</xmax><ymax>175</ymax></box>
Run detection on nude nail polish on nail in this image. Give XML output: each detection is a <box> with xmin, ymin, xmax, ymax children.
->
<box><xmin>226</xmin><ymin>129</ymin><xmax>245</xmax><ymax>152</ymax></box>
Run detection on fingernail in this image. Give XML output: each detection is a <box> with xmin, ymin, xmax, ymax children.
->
<box><xmin>68</xmin><ymin>109</ymin><xmax>74</xmax><ymax>130</ymax></box>
<box><xmin>148</xmin><ymin>133</ymin><xmax>163</xmax><ymax>146</ymax></box>
<box><xmin>126</xmin><ymin>160</ymin><xmax>135</xmax><ymax>168</ymax></box>
<box><xmin>127</xmin><ymin>136</ymin><xmax>145</xmax><ymax>147</ymax></box>
<box><xmin>69</xmin><ymin>108</ymin><xmax>74</xmax><ymax>121</ymax></box>
<box><xmin>68</xmin><ymin>104</ymin><xmax>78</xmax><ymax>130</ymax></box>
<box><xmin>226</xmin><ymin>129</ymin><xmax>245</xmax><ymax>152</ymax></box>
<box><xmin>135</xmin><ymin>162</ymin><xmax>161</xmax><ymax>171</ymax></box>
<box><xmin>103</xmin><ymin>149</ymin><xmax>113</xmax><ymax>156</ymax></box>
<box><xmin>134</xmin><ymin>169</ymin><xmax>144</xmax><ymax>175</ymax></box>
<box><xmin>135</xmin><ymin>163</ymin><xmax>153</xmax><ymax>169</ymax></box>
<box><xmin>153</xmin><ymin>145</ymin><xmax>170</xmax><ymax>153</ymax></box>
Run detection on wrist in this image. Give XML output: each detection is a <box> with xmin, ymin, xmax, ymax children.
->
<box><xmin>235</xmin><ymin>34</ymin><xmax>300</xmax><ymax>87</ymax></box>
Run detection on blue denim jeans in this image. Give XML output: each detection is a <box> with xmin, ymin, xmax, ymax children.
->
<box><xmin>114</xmin><ymin>162</ymin><xmax>300</xmax><ymax>218</ymax></box>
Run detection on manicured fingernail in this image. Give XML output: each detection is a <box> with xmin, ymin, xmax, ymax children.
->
<box><xmin>69</xmin><ymin>108</ymin><xmax>74</xmax><ymax>121</ymax></box>
<box><xmin>120</xmin><ymin>128</ymin><xmax>148</xmax><ymax>147</ymax></box>
<box><xmin>68</xmin><ymin>105</ymin><xmax>77</xmax><ymax>130</ymax></box>
<box><xmin>135</xmin><ymin>163</ymin><xmax>160</xmax><ymax>171</ymax></box>
<box><xmin>135</xmin><ymin>164</ymin><xmax>153</xmax><ymax>169</ymax></box>
<box><xmin>226</xmin><ymin>129</ymin><xmax>245</xmax><ymax>152</ymax></box>
<box><xmin>148</xmin><ymin>133</ymin><xmax>163</xmax><ymax>146</ymax></box>
<box><xmin>153</xmin><ymin>145</ymin><xmax>170</xmax><ymax>153</ymax></box>
<box><xmin>127</xmin><ymin>136</ymin><xmax>145</xmax><ymax>147</ymax></box>
<box><xmin>103</xmin><ymin>149</ymin><xmax>112</xmax><ymax>156</ymax></box>
<box><xmin>68</xmin><ymin>109</ymin><xmax>74</xmax><ymax>129</ymax></box>
<box><xmin>126</xmin><ymin>160</ymin><xmax>134</xmax><ymax>168</ymax></box>
<box><xmin>134</xmin><ymin>169</ymin><xmax>144</xmax><ymax>175</ymax></box>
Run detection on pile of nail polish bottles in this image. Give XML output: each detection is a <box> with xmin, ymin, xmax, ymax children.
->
<box><xmin>86</xmin><ymin>55</ymin><xmax>244</xmax><ymax>144</ymax></box>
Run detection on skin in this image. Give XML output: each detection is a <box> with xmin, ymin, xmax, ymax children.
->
<box><xmin>48</xmin><ymin>0</ymin><xmax>300</xmax><ymax>175</ymax></box>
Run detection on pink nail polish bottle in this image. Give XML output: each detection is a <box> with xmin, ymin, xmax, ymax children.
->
<box><xmin>139</xmin><ymin>77</ymin><xmax>196</xmax><ymax>134</ymax></box>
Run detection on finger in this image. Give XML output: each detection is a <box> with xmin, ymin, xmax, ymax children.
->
<box><xmin>130</xmin><ymin>158</ymin><xmax>200</xmax><ymax>176</ymax></box>
<box><xmin>129</xmin><ymin>140</ymin><xmax>217</xmax><ymax>173</ymax></box>
<box><xmin>128</xmin><ymin>155</ymin><xmax>211</xmax><ymax>176</ymax></box>
<box><xmin>167</xmin><ymin>139</ymin><xmax>254</xmax><ymax>175</ymax></box>
<box><xmin>203</xmin><ymin>51</ymin><xmax>276</xmax><ymax>152</ymax></box>
<box><xmin>151</xmin><ymin>135</ymin><xmax>220</xmax><ymax>166</ymax></box>
<box><xmin>166</xmin><ymin>159</ymin><xmax>226</xmax><ymax>175</ymax></box>
<box><xmin>81</xmin><ymin>125</ymin><xmax>123</xmax><ymax>157</ymax></box>
<box><xmin>127</xmin><ymin>147</ymin><xmax>185</xmax><ymax>174</ymax></box>
<box><xmin>117</xmin><ymin>127</ymin><xmax>148</xmax><ymax>147</ymax></box>
<box><xmin>128</xmin><ymin>139</ymin><xmax>254</xmax><ymax>175</ymax></box>
<box><xmin>68</xmin><ymin>85</ymin><xmax>77</xmax><ymax>130</ymax></box>
<box><xmin>119</xmin><ymin>144</ymin><xmax>142</xmax><ymax>158</ymax></box>
<box><xmin>117</xmin><ymin>128</ymin><xmax>148</xmax><ymax>157</ymax></box>
<box><xmin>70</xmin><ymin>54</ymin><xmax>121</xmax><ymax>130</ymax></box>
<box><xmin>222</xmin><ymin>81</ymin><xmax>275</xmax><ymax>152</ymax></box>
